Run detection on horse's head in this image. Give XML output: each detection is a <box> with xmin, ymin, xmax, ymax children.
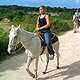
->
<box><xmin>7</xmin><ymin>25</ymin><xmax>20</xmax><ymax>54</ymax></box>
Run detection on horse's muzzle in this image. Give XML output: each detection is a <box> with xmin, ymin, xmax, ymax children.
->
<box><xmin>8</xmin><ymin>45</ymin><xmax>16</xmax><ymax>54</ymax></box>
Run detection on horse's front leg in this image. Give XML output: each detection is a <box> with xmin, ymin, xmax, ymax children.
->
<box><xmin>26</xmin><ymin>56</ymin><xmax>35</xmax><ymax>78</ymax></box>
<box><xmin>43</xmin><ymin>53</ymin><xmax>49</xmax><ymax>74</ymax></box>
<box><xmin>35</xmin><ymin>58</ymin><xmax>38</xmax><ymax>80</ymax></box>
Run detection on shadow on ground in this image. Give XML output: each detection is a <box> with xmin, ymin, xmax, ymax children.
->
<box><xmin>38</xmin><ymin>60</ymin><xmax>80</xmax><ymax>80</ymax></box>
<box><xmin>0</xmin><ymin>52</ymin><xmax>27</xmax><ymax>73</ymax></box>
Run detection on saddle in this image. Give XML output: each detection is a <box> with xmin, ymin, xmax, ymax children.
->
<box><xmin>39</xmin><ymin>32</ymin><xmax>59</xmax><ymax>55</ymax></box>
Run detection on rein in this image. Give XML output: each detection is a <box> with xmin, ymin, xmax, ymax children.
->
<box><xmin>34</xmin><ymin>30</ymin><xmax>45</xmax><ymax>42</ymax></box>
<box><xmin>14</xmin><ymin>31</ymin><xmax>35</xmax><ymax>53</ymax></box>
<box><xmin>14</xmin><ymin>46</ymin><xmax>23</xmax><ymax>53</ymax></box>
<box><xmin>14</xmin><ymin>29</ymin><xmax>44</xmax><ymax>62</ymax></box>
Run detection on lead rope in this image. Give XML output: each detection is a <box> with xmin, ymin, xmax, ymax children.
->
<box><xmin>14</xmin><ymin>46</ymin><xmax>23</xmax><ymax>54</ymax></box>
<box><xmin>34</xmin><ymin>29</ymin><xmax>45</xmax><ymax>42</ymax></box>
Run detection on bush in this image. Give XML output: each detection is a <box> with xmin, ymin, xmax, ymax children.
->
<box><xmin>0</xmin><ymin>28</ymin><xmax>9</xmax><ymax>61</ymax></box>
<box><xmin>51</xmin><ymin>19</ymin><xmax>73</xmax><ymax>35</ymax></box>
<box><xmin>0</xmin><ymin>27</ymin><xmax>25</xmax><ymax>61</ymax></box>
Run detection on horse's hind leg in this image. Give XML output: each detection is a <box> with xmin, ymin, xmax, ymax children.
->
<box><xmin>43</xmin><ymin>53</ymin><xmax>49</xmax><ymax>74</ymax></box>
<box><xmin>56</xmin><ymin>50</ymin><xmax>59</xmax><ymax>69</ymax></box>
<box><xmin>26</xmin><ymin>56</ymin><xmax>35</xmax><ymax>78</ymax></box>
<box><xmin>54</xmin><ymin>41</ymin><xmax>59</xmax><ymax>69</ymax></box>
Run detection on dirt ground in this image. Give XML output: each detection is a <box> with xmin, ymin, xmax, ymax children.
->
<box><xmin>0</xmin><ymin>30</ymin><xmax>80</xmax><ymax>80</ymax></box>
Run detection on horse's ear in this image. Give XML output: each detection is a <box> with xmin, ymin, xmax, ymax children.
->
<box><xmin>18</xmin><ymin>24</ymin><xmax>21</xmax><ymax>28</ymax></box>
<box><xmin>16</xmin><ymin>25</ymin><xmax>21</xmax><ymax>31</ymax></box>
<box><xmin>11</xmin><ymin>25</ymin><xmax>15</xmax><ymax>30</ymax></box>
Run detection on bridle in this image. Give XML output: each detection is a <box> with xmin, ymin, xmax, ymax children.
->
<box><xmin>10</xmin><ymin>30</ymin><xmax>35</xmax><ymax>53</ymax></box>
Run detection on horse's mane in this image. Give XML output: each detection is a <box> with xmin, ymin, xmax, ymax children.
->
<box><xmin>19</xmin><ymin>28</ymin><xmax>37</xmax><ymax>37</ymax></box>
<box><xmin>19</xmin><ymin>28</ymin><xmax>34</xmax><ymax>34</ymax></box>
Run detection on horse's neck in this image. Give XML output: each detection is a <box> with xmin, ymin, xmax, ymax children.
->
<box><xmin>19</xmin><ymin>28</ymin><xmax>33</xmax><ymax>40</ymax></box>
<box><xmin>18</xmin><ymin>28</ymin><xmax>41</xmax><ymax>56</ymax></box>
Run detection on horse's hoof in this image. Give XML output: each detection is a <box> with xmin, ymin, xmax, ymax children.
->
<box><xmin>26</xmin><ymin>69</ymin><xmax>35</xmax><ymax>78</ymax></box>
<box><xmin>57</xmin><ymin>66</ymin><xmax>59</xmax><ymax>69</ymax></box>
<box><xmin>31</xmin><ymin>74</ymin><xmax>35</xmax><ymax>78</ymax></box>
<box><xmin>33</xmin><ymin>75</ymin><xmax>35</xmax><ymax>78</ymax></box>
<box><xmin>42</xmin><ymin>71</ymin><xmax>46</xmax><ymax>74</ymax></box>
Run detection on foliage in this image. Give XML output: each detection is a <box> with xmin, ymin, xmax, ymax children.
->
<box><xmin>50</xmin><ymin>16</ymin><xmax>73</xmax><ymax>35</ymax></box>
<box><xmin>0</xmin><ymin>28</ymin><xmax>9</xmax><ymax>61</ymax></box>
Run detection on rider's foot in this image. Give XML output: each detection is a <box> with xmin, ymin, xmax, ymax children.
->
<box><xmin>49</xmin><ymin>53</ymin><xmax>54</xmax><ymax>60</ymax></box>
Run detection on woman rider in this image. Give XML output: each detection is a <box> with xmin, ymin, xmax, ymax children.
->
<box><xmin>36</xmin><ymin>5</ymin><xmax>55</xmax><ymax>60</ymax></box>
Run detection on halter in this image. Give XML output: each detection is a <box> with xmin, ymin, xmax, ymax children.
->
<box><xmin>13</xmin><ymin>30</ymin><xmax>35</xmax><ymax>53</ymax></box>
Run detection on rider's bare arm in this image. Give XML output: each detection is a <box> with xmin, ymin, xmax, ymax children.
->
<box><xmin>36</xmin><ymin>16</ymin><xmax>39</xmax><ymax>28</ymax></box>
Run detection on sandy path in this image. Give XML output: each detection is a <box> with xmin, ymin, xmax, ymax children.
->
<box><xmin>0</xmin><ymin>30</ymin><xmax>80</xmax><ymax>80</ymax></box>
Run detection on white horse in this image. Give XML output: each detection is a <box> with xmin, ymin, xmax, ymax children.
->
<box><xmin>7</xmin><ymin>25</ymin><xmax>60</xmax><ymax>80</ymax></box>
<box><xmin>73</xmin><ymin>15</ymin><xmax>80</xmax><ymax>33</ymax></box>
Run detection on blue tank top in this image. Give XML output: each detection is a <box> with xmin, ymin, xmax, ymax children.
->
<box><xmin>38</xmin><ymin>15</ymin><xmax>50</xmax><ymax>32</ymax></box>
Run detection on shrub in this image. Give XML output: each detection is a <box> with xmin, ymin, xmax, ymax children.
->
<box><xmin>0</xmin><ymin>28</ymin><xmax>9</xmax><ymax>61</ymax></box>
<box><xmin>51</xmin><ymin>19</ymin><xmax>73</xmax><ymax>35</ymax></box>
